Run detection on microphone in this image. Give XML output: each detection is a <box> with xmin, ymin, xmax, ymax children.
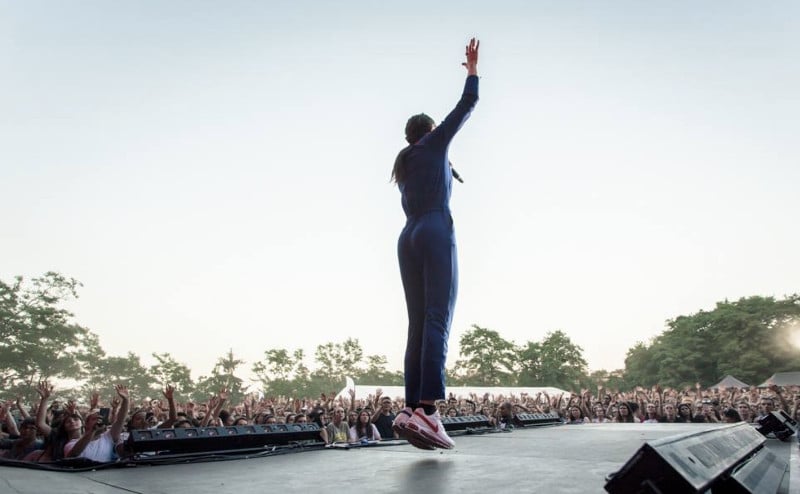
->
<box><xmin>450</xmin><ymin>165</ymin><xmax>464</xmax><ymax>183</ymax></box>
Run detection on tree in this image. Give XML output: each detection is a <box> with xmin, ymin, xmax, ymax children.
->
<box><xmin>583</xmin><ymin>369</ymin><xmax>627</xmax><ymax>393</ymax></box>
<box><xmin>85</xmin><ymin>352</ymin><xmax>156</xmax><ymax>401</ymax></box>
<box><xmin>356</xmin><ymin>354</ymin><xmax>404</xmax><ymax>385</ymax></box>
<box><xmin>149</xmin><ymin>352</ymin><xmax>194</xmax><ymax>399</ymax></box>
<box><xmin>534</xmin><ymin>330</ymin><xmax>588</xmax><ymax>391</ymax></box>
<box><xmin>252</xmin><ymin>348</ymin><xmax>309</xmax><ymax>397</ymax></box>
<box><xmin>622</xmin><ymin>295</ymin><xmax>800</xmax><ymax>388</ymax></box>
<box><xmin>313</xmin><ymin>338</ymin><xmax>365</xmax><ymax>392</ymax></box>
<box><xmin>516</xmin><ymin>341</ymin><xmax>543</xmax><ymax>387</ymax></box>
<box><xmin>0</xmin><ymin>273</ymin><xmax>99</xmax><ymax>396</ymax></box>
<box><xmin>454</xmin><ymin>325</ymin><xmax>517</xmax><ymax>386</ymax></box>
<box><xmin>622</xmin><ymin>341</ymin><xmax>660</xmax><ymax>388</ymax></box>
<box><xmin>193</xmin><ymin>349</ymin><xmax>247</xmax><ymax>403</ymax></box>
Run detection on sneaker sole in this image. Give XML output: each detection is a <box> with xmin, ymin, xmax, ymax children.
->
<box><xmin>404</xmin><ymin>430</ymin><xmax>436</xmax><ymax>450</ymax></box>
<box><xmin>394</xmin><ymin>421</ymin><xmax>435</xmax><ymax>450</ymax></box>
<box><xmin>405</xmin><ymin>422</ymin><xmax>454</xmax><ymax>450</ymax></box>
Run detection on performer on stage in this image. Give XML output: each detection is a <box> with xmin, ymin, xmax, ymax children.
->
<box><xmin>391</xmin><ymin>38</ymin><xmax>480</xmax><ymax>450</ymax></box>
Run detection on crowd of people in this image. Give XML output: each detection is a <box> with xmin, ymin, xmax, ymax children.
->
<box><xmin>0</xmin><ymin>381</ymin><xmax>796</xmax><ymax>464</ymax></box>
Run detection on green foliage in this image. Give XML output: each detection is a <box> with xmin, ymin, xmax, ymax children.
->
<box><xmin>622</xmin><ymin>341</ymin><xmax>659</xmax><ymax>388</ymax></box>
<box><xmin>517</xmin><ymin>330</ymin><xmax>588</xmax><ymax>390</ymax></box>
<box><xmin>252</xmin><ymin>348</ymin><xmax>309</xmax><ymax>397</ymax></box>
<box><xmin>356</xmin><ymin>354</ymin><xmax>404</xmax><ymax>385</ymax></box>
<box><xmin>582</xmin><ymin>369</ymin><xmax>627</xmax><ymax>392</ymax></box>
<box><xmin>192</xmin><ymin>349</ymin><xmax>247</xmax><ymax>403</ymax></box>
<box><xmin>515</xmin><ymin>341</ymin><xmax>542</xmax><ymax>387</ymax></box>
<box><xmin>5</xmin><ymin>273</ymin><xmax>796</xmax><ymax>405</ymax></box>
<box><xmin>150</xmin><ymin>353</ymin><xmax>194</xmax><ymax>400</ymax></box>
<box><xmin>90</xmin><ymin>352</ymin><xmax>157</xmax><ymax>400</ymax></box>
<box><xmin>623</xmin><ymin>295</ymin><xmax>800</xmax><ymax>388</ymax></box>
<box><xmin>453</xmin><ymin>325</ymin><xmax>517</xmax><ymax>386</ymax></box>
<box><xmin>251</xmin><ymin>339</ymin><xmax>404</xmax><ymax>397</ymax></box>
<box><xmin>0</xmin><ymin>273</ymin><xmax>97</xmax><ymax>395</ymax></box>
<box><xmin>312</xmin><ymin>338</ymin><xmax>365</xmax><ymax>393</ymax></box>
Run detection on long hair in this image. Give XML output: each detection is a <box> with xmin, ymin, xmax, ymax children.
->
<box><xmin>616</xmin><ymin>402</ymin><xmax>636</xmax><ymax>423</ymax></box>
<box><xmin>355</xmin><ymin>411</ymin><xmax>374</xmax><ymax>439</ymax></box>
<box><xmin>391</xmin><ymin>113</ymin><xmax>435</xmax><ymax>184</ymax></box>
<box><xmin>47</xmin><ymin>413</ymin><xmax>83</xmax><ymax>461</ymax></box>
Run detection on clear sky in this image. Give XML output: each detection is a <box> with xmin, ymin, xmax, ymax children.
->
<box><xmin>2</xmin><ymin>1</ymin><xmax>798</xmax><ymax>382</ymax></box>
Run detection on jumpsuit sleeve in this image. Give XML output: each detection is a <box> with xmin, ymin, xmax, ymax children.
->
<box><xmin>425</xmin><ymin>75</ymin><xmax>479</xmax><ymax>149</ymax></box>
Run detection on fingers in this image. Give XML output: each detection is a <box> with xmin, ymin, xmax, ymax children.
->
<box><xmin>465</xmin><ymin>37</ymin><xmax>479</xmax><ymax>53</ymax></box>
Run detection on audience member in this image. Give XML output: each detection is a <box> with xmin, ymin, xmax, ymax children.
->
<box><xmin>349</xmin><ymin>410</ymin><xmax>381</xmax><ymax>443</ymax></box>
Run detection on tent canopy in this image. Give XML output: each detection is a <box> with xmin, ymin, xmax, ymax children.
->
<box><xmin>338</xmin><ymin>377</ymin><xmax>570</xmax><ymax>403</ymax></box>
<box><xmin>711</xmin><ymin>374</ymin><xmax>750</xmax><ymax>389</ymax></box>
<box><xmin>758</xmin><ymin>371</ymin><xmax>800</xmax><ymax>387</ymax></box>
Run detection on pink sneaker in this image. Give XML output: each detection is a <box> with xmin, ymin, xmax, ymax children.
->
<box><xmin>404</xmin><ymin>408</ymin><xmax>455</xmax><ymax>450</ymax></box>
<box><xmin>393</xmin><ymin>407</ymin><xmax>434</xmax><ymax>450</ymax></box>
<box><xmin>392</xmin><ymin>407</ymin><xmax>414</xmax><ymax>436</ymax></box>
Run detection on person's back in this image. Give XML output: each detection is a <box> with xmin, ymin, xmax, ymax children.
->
<box><xmin>397</xmin><ymin>85</ymin><xmax>478</xmax><ymax>219</ymax></box>
<box><xmin>392</xmin><ymin>38</ymin><xmax>480</xmax><ymax>452</ymax></box>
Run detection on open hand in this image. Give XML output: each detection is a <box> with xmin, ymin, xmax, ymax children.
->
<box><xmin>115</xmin><ymin>384</ymin><xmax>130</xmax><ymax>401</ymax></box>
<box><xmin>36</xmin><ymin>381</ymin><xmax>53</xmax><ymax>399</ymax></box>
<box><xmin>462</xmin><ymin>37</ymin><xmax>479</xmax><ymax>74</ymax></box>
<box><xmin>163</xmin><ymin>385</ymin><xmax>175</xmax><ymax>401</ymax></box>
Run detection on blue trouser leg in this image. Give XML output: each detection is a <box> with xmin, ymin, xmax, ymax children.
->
<box><xmin>398</xmin><ymin>212</ymin><xmax>458</xmax><ymax>404</ymax></box>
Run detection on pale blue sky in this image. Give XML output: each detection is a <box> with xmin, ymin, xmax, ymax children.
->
<box><xmin>2</xmin><ymin>1</ymin><xmax>798</xmax><ymax>381</ymax></box>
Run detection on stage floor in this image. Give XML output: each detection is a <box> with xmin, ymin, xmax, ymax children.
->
<box><xmin>0</xmin><ymin>423</ymin><xmax>796</xmax><ymax>493</ymax></box>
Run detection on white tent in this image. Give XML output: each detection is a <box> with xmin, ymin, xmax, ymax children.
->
<box><xmin>710</xmin><ymin>375</ymin><xmax>750</xmax><ymax>389</ymax></box>
<box><xmin>337</xmin><ymin>377</ymin><xmax>570</xmax><ymax>403</ymax></box>
<box><xmin>758</xmin><ymin>371</ymin><xmax>800</xmax><ymax>387</ymax></box>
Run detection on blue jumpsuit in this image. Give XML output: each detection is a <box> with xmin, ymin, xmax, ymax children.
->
<box><xmin>397</xmin><ymin>75</ymin><xmax>479</xmax><ymax>404</ymax></box>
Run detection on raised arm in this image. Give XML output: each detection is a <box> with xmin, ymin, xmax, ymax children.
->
<box><xmin>67</xmin><ymin>412</ymin><xmax>99</xmax><ymax>458</ymax></box>
<box><xmin>425</xmin><ymin>38</ymin><xmax>480</xmax><ymax>149</ymax></box>
<box><xmin>110</xmin><ymin>385</ymin><xmax>130</xmax><ymax>443</ymax></box>
<box><xmin>770</xmin><ymin>385</ymin><xmax>790</xmax><ymax>413</ymax></box>
<box><xmin>0</xmin><ymin>402</ymin><xmax>19</xmax><ymax>437</ymax></box>
<box><xmin>213</xmin><ymin>389</ymin><xmax>228</xmax><ymax>419</ymax></box>
<box><xmin>35</xmin><ymin>381</ymin><xmax>54</xmax><ymax>436</ymax></box>
<box><xmin>201</xmin><ymin>395</ymin><xmax>219</xmax><ymax>427</ymax></box>
<box><xmin>158</xmin><ymin>385</ymin><xmax>177</xmax><ymax>428</ymax></box>
<box><xmin>16</xmin><ymin>395</ymin><xmax>30</xmax><ymax>420</ymax></box>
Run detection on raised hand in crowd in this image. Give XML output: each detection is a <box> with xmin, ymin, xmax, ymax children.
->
<box><xmin>65</xmin><ymin>399</ymin><xmax>77</xmax><ymax>417</ymax></box>
<box><xmin>35</xmin><ymin>381</ymin><xmax>53</xmax><ymax>400</ymax></box>
<box><xmin>34</xmin><ymin>381</ymin><xmax>55</xmax><ymax>436</ymax></box>
<box><xmin>348</xmin><ymin>388</ymin><xmax>357</xmax><ymax>410</ymax></box>
<box><xmin>90</xmin><ymin>390</ymin><xmax>100</xmax><ymax>410</ymax></box>
<box><xmin>108</xmin><ymin>393</ymin><xmax>122</xmax><ymax>424</ymax></box>
<box><xmin>0</xmin><ymin>401</ymin><xmax>20</xmax><ymax>438</ymax></box>
<box><xmin>159</xmin><ymin>384</ymin><xmax>177</xmax><ymax>428</ymax></box>
<box><xmin>111</xmin><ymin>384</ymin><xmax>130</xmax><ymax>440</ymax></box>
<box><xmin>15</xmin><ymin>395</ymin><xmax>30</xmax><ymax>420</ymax></box>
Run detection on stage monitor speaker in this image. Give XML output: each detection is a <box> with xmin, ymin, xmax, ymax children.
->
<box><xmin>441</xmin><ymin>414</ymin><xmax>491</xmax><ymax>431</ymax></box>
<box><xmin>604</xmin><ymin>423</ymin><xmax>765</xmax><ymax>494</ymax></box>
<box><xmin>757</xmin><ymin>410</ymin><xmax>798</xmax><ymax>441</ymax></box>
<box><xmin>127</xmin><ymin>423</ymin><xmax>322</xmax><ymax>454</ymax></box>
<box><xmin>514</xmin><ymin>412</ymin><xmax>562</xmax><ymax>427</ymax></box>
<box><xmin>717</xmin><ymin>446</ymin><xmax>788</xmax><ymax>494</ymax></box>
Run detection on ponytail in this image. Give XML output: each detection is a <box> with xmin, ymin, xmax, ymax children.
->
<box><xmin>393</xmin><ymin>113</ymin><xmax>435</xmax><ymax>184</ymax></box>
<box><xmin>391</xmin><ymin>145</ymin><xmax>412</xmax><ymax>184</ymax></box>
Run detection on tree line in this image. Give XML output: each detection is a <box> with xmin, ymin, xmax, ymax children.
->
<box><xmin>2</xmin><ymin>272</ymin><xmax>799</xmax><ymax>404</ymax></box>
